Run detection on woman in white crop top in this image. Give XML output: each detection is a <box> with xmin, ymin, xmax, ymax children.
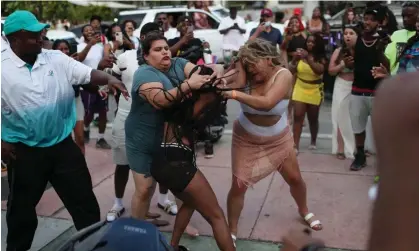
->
<box><xmin>220</xmin><ymin>39</ymin><xmax>323</xmax><ymax>245</ymax></box>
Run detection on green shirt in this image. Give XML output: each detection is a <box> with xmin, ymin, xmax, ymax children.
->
<box><xmin>385</xmin><ymin>29</ymin><xmax>416</xmax><ymax>75</ymax></box>
<box><xmin>125</xmin><ymin>57</ymin><xmax>188</xmax><ymax>157</ymax></box>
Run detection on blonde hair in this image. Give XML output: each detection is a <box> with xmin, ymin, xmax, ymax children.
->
<box><xmin>238</xmin><ymin>38</ymin><xmax>284</xmax><ymax>66</ymax></box>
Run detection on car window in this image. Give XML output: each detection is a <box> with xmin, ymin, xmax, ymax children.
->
<box><xmin>211</xmin><ymin>9</ymin><xmax>229</xmax><ymax>19</ymax></box>
<box><xmin>189</xmin><ymin>11</ymin><xmax>219</xmax><ymax>30</ymax></box>
<box><xmin>118</xmin><ymin>14</ymin><xmax>146</xmax><ymax>28</ymax></box>
<box><xmin>155</xmin><ymin>12</ymin><xmax>186</xmax><ymax>28</ymax></box>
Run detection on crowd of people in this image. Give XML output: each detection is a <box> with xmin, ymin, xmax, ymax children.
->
<box><xmin>1</xmin><ymin>1</ymin><xmax>419</xmax><ymax>250</ymax></box>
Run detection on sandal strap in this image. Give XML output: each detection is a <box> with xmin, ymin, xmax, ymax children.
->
<box><xmin>304</xmin><ymin>213</ymin><xmax>315</xmax><ymax>221</ymax></box>
<box><xmin>310</xmin><ymin>220</ymin><xmax>321</xmax><ymax>228</ymax></box>
<box><xmin>231</xmin><ymin>234</ymin><xmax>237</xmax><ymax>241</ymax></box>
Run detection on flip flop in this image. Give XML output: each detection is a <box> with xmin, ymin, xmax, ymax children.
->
<box><xmin>146</xmin><ymin>212</ymin><xmax>161</xmax><ymax>219</ymax></box>
<box><xmin>149</xmin><ymin>219</ymin><xmax>170</xmax><ymax>227</ymax></box>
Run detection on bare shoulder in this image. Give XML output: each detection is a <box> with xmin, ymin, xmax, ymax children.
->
<box><xmin>276</xmin><ymin>67</ymin><xmax>293</xmax><ymax>81</ymax></box>
<box><xmin>278</xmin><ymin>67</ymin><xmax>292</xmax><ymax>76</ymax></box>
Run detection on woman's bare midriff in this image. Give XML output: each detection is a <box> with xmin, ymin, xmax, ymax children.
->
<box><xmin>338</xmin><ymin>72</ymin><xmax>354</xmax><ymax>81</ymax></box>
<box><xmin>244</xmin><ymin>113</ymin><xmax>282</xmax><ymax>127</ymax></box>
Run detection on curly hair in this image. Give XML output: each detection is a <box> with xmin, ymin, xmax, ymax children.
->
<box><xmin>238</xmin><ymin>38</ymin><xmax>284</xmax><ymax>66</ymax></box>
<box><xmin>305</xmin><ymin>33</ymin><xmax>325</xmax><ymax>62</ymax></box>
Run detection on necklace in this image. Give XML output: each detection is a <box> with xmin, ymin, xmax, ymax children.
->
<box><xmin>362</xmin><ymin>38</ymin><xmax>377</xmax><ymax>48</ymax></box>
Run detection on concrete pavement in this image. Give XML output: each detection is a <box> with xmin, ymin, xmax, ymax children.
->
<box><xmin>1</xmin><ymin>126</ymin><xmax>376</xmax><ymax>250</ymax></box>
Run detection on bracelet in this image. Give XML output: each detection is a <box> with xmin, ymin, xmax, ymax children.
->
<box><xmin>231</xmin><ymin>90</ymin><xmax>237</xmax><ymax>99</ymax></box>
<box><xmin>182</xmin><ymin>80</ymin><xmax>192</xmax><ymax>92</ymax></box>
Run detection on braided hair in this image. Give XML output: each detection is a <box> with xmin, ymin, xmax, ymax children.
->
<box><xmin>138</xmin><ymin>32</ymin><xmax>240</xmax><ymax>158</ymax></box>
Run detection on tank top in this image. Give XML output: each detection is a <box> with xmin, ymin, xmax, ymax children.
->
<box><xmin>352</xmin><ymin>37</ymin><xmax>381</xmax><ymax>92</ymax></box>
<box><xmin>240</xmin><ymin>68</ymin><xmax>289</xmax><ymax>116</ymax></box>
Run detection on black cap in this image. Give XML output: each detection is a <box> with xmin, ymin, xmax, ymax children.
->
<box><xmin>140</xmin><ymin>22</ymin><xmax>162</xmax><ymax>36</ymax></box>
<box><xmin>364</xmin><ymin>7</ymin><xmax>379</xmax><ymax>17</ymax></box>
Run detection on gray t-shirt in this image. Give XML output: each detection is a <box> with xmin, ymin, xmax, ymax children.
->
<box><xmin>125</xmin><ymin>57</ymin><xmax>189</xmax><ymax>157</ymax></box>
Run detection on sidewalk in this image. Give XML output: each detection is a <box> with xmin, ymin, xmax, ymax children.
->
<box><xmin>1</xmin><ymin>133</ymin><xmax>375</xmax><ymax>251</ymax></box>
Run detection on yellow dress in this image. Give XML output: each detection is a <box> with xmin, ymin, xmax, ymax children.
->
<box><xmin>292</xmin><ymin>60</ymin><xmax>324</xmax><ymax>105</ymax></box>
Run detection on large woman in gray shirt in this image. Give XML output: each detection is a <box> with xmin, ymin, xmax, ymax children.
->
<box><xmin>125</xmin><ymin>32</ymin><xmax>235</xmax><ymax>251</ymax></box>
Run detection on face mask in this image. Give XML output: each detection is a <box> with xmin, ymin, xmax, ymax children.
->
<box><xmin>264</xmin><ymin>21</ymin><xmax>271</xmax><ymax>27</ymax></box>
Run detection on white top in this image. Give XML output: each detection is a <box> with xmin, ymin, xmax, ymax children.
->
<box><xmin>164</xmin><ymin>28</ymin><xmax>180</xmax><ymax>40</ymax></box>
<box><xmin>1</xmin><ymin>49</ymin><xmax>92</xmax><ymax>147</ymax></box>
<box><xmin>218</xmin><ymin>16</ymin><xmax>246</xmax><ymax>51</ymax></box>
<box><xmin>130</xmin><ymin>36</ymin><xmax>140</xmax><ymax>49</ymax></box>
<box><xmin>112</xmin><ymin>49</ymin><xmax>139</xmax><ymax>117</ymax></box>
<box><xmin>77</xmin><ymin>42</ymin><xmax>104</xmax><ymax>69</ymax></box>
<box><xmin>1</xmin><ymin>36</ymin><xmax>9</xmax><ymax>52</ymax></box>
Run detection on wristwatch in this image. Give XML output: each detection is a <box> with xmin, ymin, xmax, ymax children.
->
<box><xmin>301</xmin><ymin>244</ymin><xmax>326</xmax><ymax>251</ymax></box>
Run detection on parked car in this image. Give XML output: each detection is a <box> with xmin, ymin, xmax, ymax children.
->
<box><xmin>117</xmin><ymin>5</ymin><xmax>229</xmax><ymax>62</ymax></box>
<box><xmin>46</xmin><ymin>30</ymin><xmax>80</xmax><ymax>54</ymax></box>
<box><xmin>244</xmin><ymin>21</ymin><xmax>285</xmax><ymax>40</ymax></box>
<box><xmin>70</xmin><ymin>21</ymin><xmax>114</xmax><ymax>39</ymax></box>
<box><xmin>328</xmin><ymin>4</ymin><xmax>403</xmax><ymax>31</ymax></box>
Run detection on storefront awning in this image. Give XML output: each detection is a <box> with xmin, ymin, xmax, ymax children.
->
<box><xmin>68</xmin><ymin>0</ymin><xmax>137</xmax><ymax>9</ymax></box>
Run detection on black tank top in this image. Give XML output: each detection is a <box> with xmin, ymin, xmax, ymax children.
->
<box><xmin>352</xmin><ymin>37</ymin><xmax>381</xmax><ymax>93</ymax></box>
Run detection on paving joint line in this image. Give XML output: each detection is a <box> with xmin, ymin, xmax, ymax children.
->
<box><xmin>300</xmin><ymin>170</ymin><xmax>375</xmax><ymax>177</ymax></box>
<box><xmin>248</xmin><ymin>173</ymin><xmax>276</xmax><ymax>239</ymax></box>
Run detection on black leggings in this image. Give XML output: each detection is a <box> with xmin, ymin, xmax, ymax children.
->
<box><xmin>6</xmin><ymin>136</ymin><xmax>100</xmax><ymax>251</ymax></box>
<box><xmin>151</xmin><ymin>144</ymin><xmax>198</xmax><ymax>194</ymax></box>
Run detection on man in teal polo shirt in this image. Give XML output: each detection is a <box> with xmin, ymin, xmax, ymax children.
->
<box><xmin>385</xmin><ymin>2</ymin><xmax>418</xmax><ymax>74</ymax></box>
<box><xmin>1</xmin><ymin>11</ymin><xmax>128</xmax><ymax>251</ymax></box>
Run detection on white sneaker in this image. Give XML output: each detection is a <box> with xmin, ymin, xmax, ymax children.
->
<box><xmin>106</xmin><ymin>204</ymin><xmax>125</xmax><ymax>222</ymax></box>
<box><xmin>158</xmin><ymin>200</ymin><xmax>178</xmax><ymax>215</ymax></box>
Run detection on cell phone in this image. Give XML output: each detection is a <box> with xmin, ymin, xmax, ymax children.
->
<box><xmin>260</xmin><ymin>18</ymin><xmax>264</xmax><ymax>24</ymax></box>
<box><xmin>115</xmin><ymin>31</ymin><xmax>123</xmax><ymax>44</ymax></box>
<box><xmin>342</xmin><ymin>48</ymin><xmax>350</xmax><ymax>57</ymax></box>
<box><xmin>187</xmin><ymin>26</ymin><xmax>194</xmax><ymax>33</ymax></box>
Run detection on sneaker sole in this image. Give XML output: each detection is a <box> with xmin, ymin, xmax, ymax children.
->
<box><xmin>350</xmin><ymin>163</ymin><xmax>367</xmax><ymax>171</ymax></box>
<box><xmin>204</xmin><ymin>155</ymin><xmax>214</xmax><ymax>159</ymax></box>
<box><xmin>106</xmin><ymin>207</ymin><xmax>125</xmax><ymax>222</ymax></box>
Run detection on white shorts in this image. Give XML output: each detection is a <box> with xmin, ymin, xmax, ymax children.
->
<box><xmin>349</xmin><ymin>95</ymin><xmax>374</xmax><ymax>134</ymax></box>
<box><xmin>112</xmin><ymin>112</ymin><xmax>128</xmax><ymax>165</ymax></box>
<box><xmin>75</xmin><ymin>96</ymin><xmax>84</xmax><ymax>121</ymax></box>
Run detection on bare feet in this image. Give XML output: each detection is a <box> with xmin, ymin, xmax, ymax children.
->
<box><xmin>185</xmin><ymin>224</ymin><xmax>199</xmax><ymax>237</ymax></box>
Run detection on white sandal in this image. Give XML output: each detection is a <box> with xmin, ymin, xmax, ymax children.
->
<box><xmin>304</xmin><ymin>213</ymin><xmax>322</xmax><ymax>231</ymax></box>
<box><xmin>231</xmin><ymin>234</ymin><xmax>237</xmax><ymax>248</ymax></box>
